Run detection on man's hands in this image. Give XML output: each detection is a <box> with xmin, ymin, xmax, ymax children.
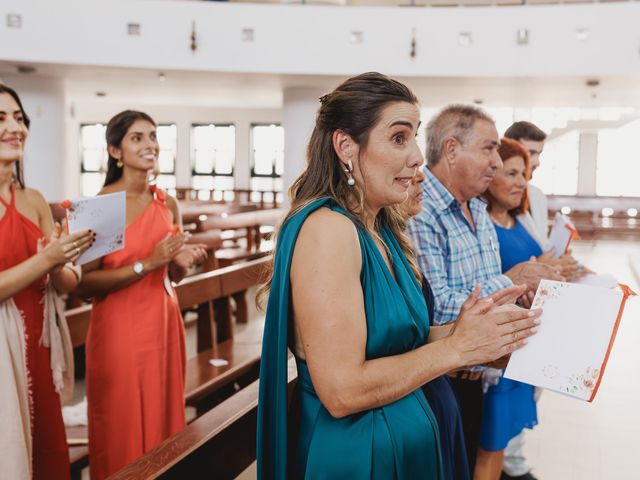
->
<box><xmin>505</xmin><ymin>256</ymin><xmax>563</xmax><ymax>307</ymax></box>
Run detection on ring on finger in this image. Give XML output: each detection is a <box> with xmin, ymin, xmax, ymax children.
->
<box><xmin>73</xmin><ymin>241</ymin><xmax>79</xmax><ymax>250</ymax></box>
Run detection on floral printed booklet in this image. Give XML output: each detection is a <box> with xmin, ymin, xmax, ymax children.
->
<box><xmin>504</xmin><ymin>279</ymin><xmax>635</xmax><ymax>401</ymax></box>
<box><xmin>64</xmin><ymin>191</ymin><xmax>126</xmax><ymax>265</ymax></box>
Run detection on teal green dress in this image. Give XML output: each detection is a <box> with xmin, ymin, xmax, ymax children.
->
<box><xmin>257</xmin><ymin>198</ymin><xmax>443</xmax><ymax>479</ymax></box>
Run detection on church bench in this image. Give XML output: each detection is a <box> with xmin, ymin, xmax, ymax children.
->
<box><xmin>108</xmin><ymin>357</ymin><xmax>297</xmax><ymax>480</ymax></box>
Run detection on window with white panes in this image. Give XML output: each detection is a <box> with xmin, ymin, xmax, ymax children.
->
<box><xmin>80</xmin><ymin>122</ymin><xmax>177</xmax><ymax>197</ymax></box>
<box><xmin>80</xmin><ymin>123</ymin><xmax>108</xmax><ymax>197</ymax></box>
<box><xmin>250</xmin><ymin>124</ymin><xmax>284</xmax><ymax>204</ymax></box>
<box><xmin>191</xmin><ymin>124</ymin><xmax>236</xmax><ymax>201</ymax></box>
<box><xmin>529</xmin><ymin>131</ymin><xmax>579</xmax><ymax>195</ymax></box>
<box><xmin>155</xmin><ymin>124</ymin><xmax>178</xmax><ymax>195</ymax></box>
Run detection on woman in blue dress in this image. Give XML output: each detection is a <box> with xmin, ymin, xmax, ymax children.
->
<box><xmin>256</xmin><ymin>73</ymin><xmax>541</xmax><ymax>480</ymax></box>
<box><xmin>476</xmin><ymin>137</ymin><xmax>554</xmax><ymax>479</ymax></box>
<box><xmin>399</xmin><ymin>169</ymin><xmax>470</xmax><ymax>480</ymax></box>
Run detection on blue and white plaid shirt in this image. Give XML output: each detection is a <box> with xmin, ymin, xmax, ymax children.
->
<box><xmin>407</xmin><ymin>168</ymin><xmax>512</xmax><ymax>326</ymax></box>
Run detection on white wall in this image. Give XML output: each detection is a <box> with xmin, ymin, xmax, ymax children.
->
<box><xmin>10</xmin><ymin>76</ymin><xmax>67</xmax><ymax>200</ymax></box>
<box><xmin>2</xmin><ymin>1</ymin><xmax>640</xmax><ymax>77</ymax></box>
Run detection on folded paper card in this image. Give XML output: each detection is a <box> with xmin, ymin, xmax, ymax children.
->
<box><xmin>65</xmin><ymin>192</ymin><xmax>126</xmax><ymax>265</ymax></box>
<box><xmin>504</xmin><ymin>279</ymin><xmax>635</xmax><ymax>401</ymax></box>
<box><xmin>547</xmin><ymin>212</ymin><xmax>579</xmax><ymax>258</ymax></box>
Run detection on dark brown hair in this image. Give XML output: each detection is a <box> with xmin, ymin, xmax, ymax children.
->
<box><xmin>0</xmin><ymin>84</ymin><xmax>31</xmax><ymax>188</ymax></box>
<box><xmin>257</xmin><ymin>72</ymin><xmax>421</xmax><ymax>307</ymax></box>
<box><xmin>504</xmin><ymin>121</ymin><xmax>547</xmax><ymax>142</ymax></box>
<box><xmin>104</xmin><ymin>110</ymin><xmax>156</xmax><ymax>186</ymax></box>
<box><xmin>484</xmin><ymin>137</ymin><xmax>531</xmax><ymax>216</ymax></box>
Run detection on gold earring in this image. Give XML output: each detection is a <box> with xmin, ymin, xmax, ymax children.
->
<box><xmin>116</xmin><ymin>159</ymin><xmax>123</xmax><ymax>168</ymax></box>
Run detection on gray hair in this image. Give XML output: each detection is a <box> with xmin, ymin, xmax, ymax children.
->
<box><xmin>425</xmin><ymin>104</ymin><xmax>494</xmax><ymax>167</ymax></box>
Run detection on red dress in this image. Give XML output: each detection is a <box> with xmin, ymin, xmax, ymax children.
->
<box><xmin>0</xmin><ymin>186</ymin><xmax>70</xmax><ymax>480</ymax></box>
<box><xmin>86</xmin><ymin>187</ymin><xmax>186</xmax><ymax>480</ymax></box>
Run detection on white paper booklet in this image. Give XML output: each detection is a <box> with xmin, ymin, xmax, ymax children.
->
<box><xmin>65</xmin><ymin>192</ymin><xmax>126</xmax><ymax>265</ymax></box>
<box><xmin>546</xmin><ymin>212</ymin><xmax>578</xmax><ymax>258</ymax></box>
<box><xmin>504</xmin><ymin>279</ymin><xmax>634</xmax><ymax>402</ymax></box>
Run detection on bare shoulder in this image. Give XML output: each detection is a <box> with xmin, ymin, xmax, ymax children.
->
<box><xmin>21</xmin><ymin>187</ymin><xmax>49</xmax><ymax>213</ymax></box>
<box><xmin>165</xmin><ymin>194</ymin><xmax>179</xmax><ymax>211</ymax></box>
<box><xmin>293</xmin><ymin>207</ymin><xmax>361</xmax><ymax>270</ymax></box>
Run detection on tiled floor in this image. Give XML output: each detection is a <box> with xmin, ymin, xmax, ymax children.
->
<box><xmin>522</xmin><ymin>240</ymin><xmax>640</xmax><ymax>480</ymax></box>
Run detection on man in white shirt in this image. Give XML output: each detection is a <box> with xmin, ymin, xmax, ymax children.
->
<box><xmin>505</xmin><ymin>122</ymin><xmax>548</xmax><ymax>239</ymax></box>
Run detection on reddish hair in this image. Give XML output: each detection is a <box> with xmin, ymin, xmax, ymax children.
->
<box><xmin>484</xmin><ymin>137</ymin><xmax>531</xmax><ymax>216</ymax></box>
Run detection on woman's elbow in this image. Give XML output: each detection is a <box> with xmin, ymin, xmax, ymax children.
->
<box><xmin>317</xmin><ymin>383</ymin><xmax>359</xmax><ymax>419</ymax></box>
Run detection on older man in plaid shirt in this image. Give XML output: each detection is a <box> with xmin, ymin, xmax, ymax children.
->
<box><xmin>408</xmin><ymin>105</ymin><xmax>560</xmax><ymax>477</ymax></box>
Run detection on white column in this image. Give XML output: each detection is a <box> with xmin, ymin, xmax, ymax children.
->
<box><xmin>578</xmin><ymin>131</ymin><xmax>598</xmax><ymax>196</ymax></box>
<box><xmin>5</xmin><ymin>75</ymin><xmax>68</xmax><ymax>201</ymax></box>
<box><xmin>282</xmin><ymin>87</ymin><xmax>324</xmax><ymax>207</ymax></box>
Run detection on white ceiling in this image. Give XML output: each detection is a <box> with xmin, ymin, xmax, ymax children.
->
<box><xmin>2</xmin><ymin>60</ymin><xmax>640</xmax><ymax>109</ymax></box>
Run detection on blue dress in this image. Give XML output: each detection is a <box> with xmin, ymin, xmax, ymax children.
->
<box><xmin>479</xmin><ymin>219</ymin><xmax>541</xmax><ymax>451</ymax></box>
<box><xmin>257</xmin><ymin>198</ymin><xmax>443</xmax><ymax>479</ymax></box>
<box><xmin>420</xmin><ymin>277</ymin><xmax>470</xmax><ymax>480</ymax></box>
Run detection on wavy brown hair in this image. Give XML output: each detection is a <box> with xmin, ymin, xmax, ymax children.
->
<box><xmin>257</xmin><ymin>72</ymin><xmax>422</xmax><ymax>308</ymax></box>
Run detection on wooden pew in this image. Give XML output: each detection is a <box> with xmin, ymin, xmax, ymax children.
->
<box><xmin>109</xmin><ymin>357</ymin><xmax>297</xmax><ymax>480</ymax></box>
<box><xmin>175</xmin><ymin>256</ymin><xmax>270</xmax><ymax>350</ymax></box>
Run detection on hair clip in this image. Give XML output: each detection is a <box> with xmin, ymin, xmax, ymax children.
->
<box><xmin>318</xmin><ymin>93</ymin><xmax>330</xmax><ymax>104</ymax></box>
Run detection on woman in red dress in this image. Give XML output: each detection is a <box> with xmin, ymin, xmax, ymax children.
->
<box><xmin>78</xmin><ymin>110</ymin><xmax>206</xmax><ymax>479</ymax></box>
<box><xmin>0</xmin><ymin>85</ymin><xmax>94</xmax><ymax>479</ymax></box>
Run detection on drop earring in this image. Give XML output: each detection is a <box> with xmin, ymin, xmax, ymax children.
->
<box><xmin>117</xmin><ymin>159</ymin><xmax>123</xmax><ymax>168</ymax></box>
<box><xmin>344</xmin><ymin>159</ymin><xmax>356</xmax><ymax>187</ymax></box>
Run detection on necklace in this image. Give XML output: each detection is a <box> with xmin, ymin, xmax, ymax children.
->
<box><xmin>490</xmin><ymin>213</ymin><xmax>514</xmax><ymax>229</ymax></box>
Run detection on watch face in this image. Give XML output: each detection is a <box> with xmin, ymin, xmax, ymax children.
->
<box><xmin>134</xmin><ymin>262</ymin><xmax>143</xmax><ymax>274</ymax></box>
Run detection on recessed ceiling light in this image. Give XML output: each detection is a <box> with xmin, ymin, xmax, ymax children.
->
<box><xmin>95</xmin><ymin>91</ymin><xmax>107</xmax><ymax>98</ymax></box>
<box><xmin>473</xmin><ymin>98</ymin><xmax>484</xmax><ymax>105</ymax></box>
<box><xmin>127</xmin><ymin>23</ymin><xmax>141</xmax><ymax>36</ymax></box>
<box><xmin>350</xmin><ymin>31</ymin><xmax>364</xmax><ymax>44</ymax></box>
<box><xmin>516</xmin><ymin>29</ymin><xmax>529</xmax><ymax>46</ymax></box>
<box><xmin>242</xmin><ymin>28</ymin><xmax>254</xmax><ymax>42</ymax></box>
<box><xmin>158</xmin><ymin>72</ymin><xmax>166</xmax><ymax>82</ymax></box>
<box><xmin>458</xmin><ymin>32</ymin><xmax>472</xmax><ymax>47</ymax></box>
<box><xmin>576</xmin><ymin>28</ymin><xmax>589</xmax><ymax>42</ymax></box>
<box><xmin>6</xmin><ymin>13</ymin><xmax>22</xmax><ymax>29</ymax></box>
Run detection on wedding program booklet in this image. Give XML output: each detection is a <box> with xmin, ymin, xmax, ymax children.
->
<box><xmin>504</xmin><ymin>279</ymin><xmax>635</xmax><ymax>402</ymax></box>
<box><xmin>64</xmin><ymin>191</ymin><xmax>126</xmax><ymax>265</ymax></box>
<box><xmin>547</xmin><ymin>212</ymin><xmax>579</xmax><ymax>258</ymax></box>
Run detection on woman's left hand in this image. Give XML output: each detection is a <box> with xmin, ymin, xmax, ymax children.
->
<box><xmin>172</xmin><ymin>244</ymin><xmax>208</xmax><ymax>269</ymax></box>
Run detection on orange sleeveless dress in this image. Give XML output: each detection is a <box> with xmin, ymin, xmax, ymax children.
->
<box><xmin>0</xmin><ymin>186</ymin><xmax>71</xmax><ymax>480</ymax></box>
<box><xmin>86</xmin><ymin>187</ymin><xmax>186</xmax><ymax>480</ymax></box>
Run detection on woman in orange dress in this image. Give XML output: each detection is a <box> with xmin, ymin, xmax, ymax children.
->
<box><xmin>78</xmin><ymin>110</ymin><xmax>206</xmax><ymax>480</ymax></box>
<box><xmin>0</xmin><ymin>85</ymin><xmax>94</xmax><ymax>479</ymax></box>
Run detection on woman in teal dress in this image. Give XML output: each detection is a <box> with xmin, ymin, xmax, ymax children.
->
<box><xmin>257</xmin><ymin>73</ymin><xmax>541</xmax><ymax>480</ymax></box>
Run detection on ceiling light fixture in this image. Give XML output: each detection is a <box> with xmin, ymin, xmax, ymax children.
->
<box><xmin>6</xmin><ymin>13</ymin><xmax>22</xmax><ymax>29</ymax></box>
<box><xmin>458</xmin><ymin>32</ymin><xmax>472</xmax><ymax>47</ymax></box>
<box><xmin>158</xmin><ymin>72</ymin><xmax>166</xmax><ymax>82</ymax></box>
<box><xmin>576</xmin><ymin>28</ymin><xmax>589</xmax><ymax>42</ymax></box>
<box><xmin>516</xmin><ymin>29</ymin><xmax>529</xmax><ymax>46</ymax></box>
<box><xmin>350</xmin><ymin>31</ymin><xmax>364</xmax><ymax>44</ymax></box>
<box><xmin>242</xmin><ymin>28</ymin><xmax>254</xmax><ymax>42</ymax></box>
<box><xmin>127</xmin><ymin>22</ymin><xmax>141</xmax><ymax>36</ymax></box>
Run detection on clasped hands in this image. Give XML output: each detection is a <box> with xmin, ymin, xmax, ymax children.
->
<box><xmin>447</xmin><ymin>283</ymin><xmax>542</xmax><ymax>370</ymax></box>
